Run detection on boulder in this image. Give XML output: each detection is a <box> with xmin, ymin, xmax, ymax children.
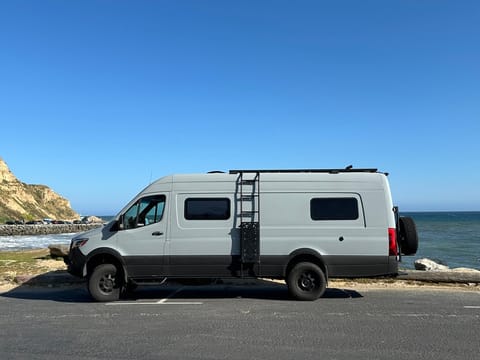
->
<box><xmin>81</xmin><ymin>215</ymin><xmax>104</xmax><ymax>224</ymax></box>
<box><xmin>414</xmin><ymin>258</ymin><xmax>449</xmax><ymax>271</ymax></box>
<box><xmin>48</xmin><ymin>244</ymin><xmax>70</xmax><ymax>258</ymax></box>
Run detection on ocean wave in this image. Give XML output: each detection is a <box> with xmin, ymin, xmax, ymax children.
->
<box><xmin>0</xmin><ymin>233</ymin><xmax>74</xmax><ymax>251</ymax></box>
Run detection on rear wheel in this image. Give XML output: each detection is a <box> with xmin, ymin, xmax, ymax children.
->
<box><xmin>88</xmin><ymin>263</ymin><xmax>123</xmax><ymax>302</ymax></box>
<box><xmin>286</xmin><ymin>262</ymin><xmax>326</xmax><ymax>301</ymax></box>
<box><xmin>398</xmin><ymin>216</ymin><xmax>418</xmax><ymax>255</ymax></box>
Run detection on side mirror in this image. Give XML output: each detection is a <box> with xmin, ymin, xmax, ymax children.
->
<box><xmin>117</xmin><ymin>216</ymin><xmax>125</xmax><ymax>231</ymax></box>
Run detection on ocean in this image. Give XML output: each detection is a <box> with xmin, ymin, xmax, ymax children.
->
<box><xmin>0</xmin><ymin>233</ymin><xmax>76</xmax><ymax>251</ymax></box>
<box><xmin>401</xmin><ymin>211</ymin><xmax>480</xmax><ymax>270</ymax></box>
<box><xmin>0</xmin><ymin>212</ymin><xmax>479</xmax><ymax>270</ymax></box>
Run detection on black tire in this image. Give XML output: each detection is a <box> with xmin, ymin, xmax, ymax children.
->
<box><xmin>88</xmin><ymin>263</ymin><xmax>123</xmax><ymax>302</ymax></box>
<box><xmin>398</xmin><ymin>216</ymin><xmax>418</xmax><ymax>256</ymax></box>
<box><xmin>286</xmin><ymin>262</ymin><xmax>326</xmax><ymax>301</ymax></box>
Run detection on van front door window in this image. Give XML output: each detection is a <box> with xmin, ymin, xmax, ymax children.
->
<box><xmin>123</xmin><ymin>195</ymin><xmax>166</xmax><ymax>230</ymax></box>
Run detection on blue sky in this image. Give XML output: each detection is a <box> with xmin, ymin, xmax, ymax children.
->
<box><xmin>1</xmin><ymin>1</ymin><xmax>479</xmax><ymax>215</ymax></box>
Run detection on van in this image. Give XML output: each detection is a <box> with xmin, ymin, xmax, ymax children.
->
<box><xmin>66</xmin><ymin>167</ymin><xmax>418</xmax><ymax>302</ymax></box>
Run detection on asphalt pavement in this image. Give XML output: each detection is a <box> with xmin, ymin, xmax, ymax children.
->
<box><xmin>1</xmin><ymin>282</ymin><xmax>479</xmax><ymax>360</ymax></box>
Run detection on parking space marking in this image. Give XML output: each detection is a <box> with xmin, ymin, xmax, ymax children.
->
<box><xmin>464</xmin><ymin>306</ymin><xmax>480</xmax><ymax>309</ymax></box>
<box><xmin>158</xmin><ymin>301</ymin><xmax>203</xmax><ymax>305</ymax></box>
<box><xmin>105</xmin><ymin>301</ymin><xmax>203</xmax><ymax>306</ymax></box>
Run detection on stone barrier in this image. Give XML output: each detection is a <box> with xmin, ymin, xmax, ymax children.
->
<box><xmin>0</xmin><ymin>224</ymin><xmax>103</xmax><ymax>236</ymax></box>
<box><xmin>397</xmin><ymin>269</ymin><xmax>480</xmax><ymax>283</ymax></box>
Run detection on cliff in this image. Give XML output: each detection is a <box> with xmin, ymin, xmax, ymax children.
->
<box><xmin>0</xmin><ymin>157</ymin><xmax>79</xmax><ymax>222</ymax></box>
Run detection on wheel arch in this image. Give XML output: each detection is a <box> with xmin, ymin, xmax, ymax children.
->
<box><xmin>85</xmin><ymin>248</ymin><xmax>128</xmax><ymax>283</ymax></box>
<box><xmin>285</xmin><ymin>248</ymin><xmax>328</xmax><ymax>281</ymax></box>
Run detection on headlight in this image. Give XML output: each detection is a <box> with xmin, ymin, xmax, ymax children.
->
<box><xmin>71</xmin><ymin>238</ymin><xmax>89</xmax><ymax>249</ymax></box>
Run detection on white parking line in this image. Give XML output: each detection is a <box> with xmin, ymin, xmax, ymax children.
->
<box><xmin>106</xmin><ymin>301</ymin><xmax>203</xmax><ymax>306</ymax></box>
<box><xmin>464</xmin><ymin>306</ymin><xmax>480</xmax><ymax>309</ymax></box>
<box><xmin>157</xmin><ymin>301</ymin><xmax>203</xmax><ymax>305</ymax></box>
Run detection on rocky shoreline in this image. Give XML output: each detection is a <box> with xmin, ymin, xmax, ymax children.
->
<box><xmin>0</xmin><ymin>224</ymin><xmax>103</xmax><ymax>236</ymax></box>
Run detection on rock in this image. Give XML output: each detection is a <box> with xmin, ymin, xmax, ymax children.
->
<box><xmin>81</xmin><ymin>215</ymin><xmax>104</xmax><ymax>224</ymax></box>
<box><xmin>48</xmin><ymin>244</ymin><xmax>70</xmax><ymax>258</ymax></box>
<box><xmin>414</xmin><ymin>258</ymin><xmax>450</xmax><ymax>271</ymax></box>
<box><xmin>0</xmin><ymin>223</ymin><xmax>102</xmax><ymax>236</ymax></box>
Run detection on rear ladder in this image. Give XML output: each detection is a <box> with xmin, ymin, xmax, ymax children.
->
<box><xmin>234</xmin><ymin>171</ymin><xmax>260</xmax><ymax>266</ymax></box>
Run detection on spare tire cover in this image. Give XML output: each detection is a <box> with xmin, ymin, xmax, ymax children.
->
<box><xmin>398</xmin><ymin>216</ymin><xmax>419</xmax><ymax>256</ymax></box>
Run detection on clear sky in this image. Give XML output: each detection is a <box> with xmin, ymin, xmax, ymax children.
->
<box><xmin>1</xmin><ymin>1</ymin><xmax>479</xmax><ymax>215</ymax></box>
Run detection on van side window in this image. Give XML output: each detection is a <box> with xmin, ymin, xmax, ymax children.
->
<box><xmin>310</xmin><ymin>198</ymin><xmax>359</xmax><ymax>220</ymax></box>
<box><xmin>123</xmin><ymin>195</ymin><xmax>166</xmax><ymax>229</ymax></box>
<box><xmin>185</xmin><ymin>198</ymin><xmax>230</xmax><ymax>220</ymax></box>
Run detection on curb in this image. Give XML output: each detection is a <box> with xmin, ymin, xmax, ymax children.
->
<box><xmin>396</xmin><ymin>270</ymin><xmax>480</xmax><ymax>284</ymax></box>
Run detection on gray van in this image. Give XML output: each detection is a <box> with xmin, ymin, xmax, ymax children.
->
<box><xmin>66</xmin><ymin>168</ymin><xmax>418</xmax><ymax>302</ymax></box>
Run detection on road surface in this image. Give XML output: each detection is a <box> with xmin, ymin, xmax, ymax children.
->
<box><xmin>1</xmin><ymin>282</ymin><xmax>479</xmax><ymax>359</ymax></box>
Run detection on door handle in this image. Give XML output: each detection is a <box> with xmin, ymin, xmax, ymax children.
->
<box><xmin>152</xmin><ymin>231</ymin><xmax>164</xmax><ymax>236</ymax></box>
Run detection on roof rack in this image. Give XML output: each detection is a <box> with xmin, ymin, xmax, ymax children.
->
<box><xmin>229</xmin><ymin>166</ymin><xmax>379</xmax><ymax>174</ymax></box>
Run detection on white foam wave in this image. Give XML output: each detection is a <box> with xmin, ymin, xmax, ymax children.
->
<box><xmin>0</xmin><ymin>233</ymin><xmax>74</xmax><ymax>251</ymax></box>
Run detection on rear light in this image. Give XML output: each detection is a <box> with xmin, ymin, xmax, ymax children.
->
<box><xmin>388</xmin><ymin>228</ymin><xmax>398</xmax><ymax>256</ymax></box>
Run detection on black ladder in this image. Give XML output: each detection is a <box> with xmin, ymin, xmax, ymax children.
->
<box><xmin>235</xmin><ymin>171</ymin><xmax>260</xmax><ymax>264</ymax></box>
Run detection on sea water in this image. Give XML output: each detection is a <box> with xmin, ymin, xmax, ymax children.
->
<box><xmin>401</xmin><ymin>212</ymin><xmax>480</xmax><ymax>270</ymax></box>
<box><xmin>0</xmin><ymin>212</ymin><xmax>479</xmax><ymax>270</ymax></box>
<box><xmin>0</xmin><ymin>233</ymin><xmax>75</xmax><ymax>251</ymax></box>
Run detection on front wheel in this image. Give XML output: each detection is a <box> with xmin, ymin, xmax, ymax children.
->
<box><xmin>88</xmin><ymin>263</ymin><xmax>122</xmax><ymax>302</ymax></box>
<box><xmin>286</xmin><ymin>262</ymin><xmax>326</xmax><ymax>301</ymax></box>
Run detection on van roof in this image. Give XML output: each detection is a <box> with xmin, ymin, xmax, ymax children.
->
<box><xmin>150</xmin><ymin>169</ymin><xmax>387</xmax><ymax>185</ymax></box>
<box><xmin>133</xmin><ymin>169</ymin><xmax>389</xmax><ymax>207</ymax></box>
<box><xmin>228</xmin><ymin>167</ymin><xmax>380</xmax><ymax>174</ymax></box>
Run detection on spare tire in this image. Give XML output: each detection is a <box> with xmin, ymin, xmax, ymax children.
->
<box><xmin>398</xmin><ymin>216</ymin><xmax>418</xmax><ymax>256</ymax></box>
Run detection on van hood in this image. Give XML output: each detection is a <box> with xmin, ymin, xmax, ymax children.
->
<box><xmin>72</xmin><ymin>224</ymin><xmax>107</xmax><ymax>240</ymax></box>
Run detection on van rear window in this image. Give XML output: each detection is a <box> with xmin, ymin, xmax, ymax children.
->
<box><xmin>310</xmin><ymin>198</ymin><xmax>359</xmax><ymax>220</ymax></box>
<box><xmin>185</xmin><ymin>198</ymin><xmax>231</xmax><ymax>220</ymax></box>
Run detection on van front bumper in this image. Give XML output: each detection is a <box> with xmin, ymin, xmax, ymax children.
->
<box><xmin>65</xmin><ymin>248</ymin><xmax>86</xmax><ymax>278</ymax></box>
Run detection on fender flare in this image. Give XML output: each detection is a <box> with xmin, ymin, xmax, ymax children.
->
<box><xmin>286</xmin><ymin>248</ymin><xmax>329</xmax><ymax>280</ymax></box>
<box><xmin>85</xmin><ymin>247</ymin><xmax>128</xmax><ymax>282</ymax></box>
